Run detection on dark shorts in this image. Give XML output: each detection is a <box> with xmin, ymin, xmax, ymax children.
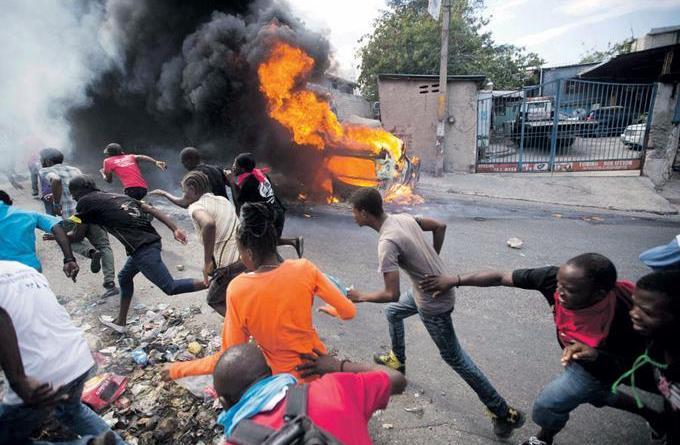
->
<box><xmin>124</xmin><ymin>187</ymin><xmax>148</xmax><ymax>200</ymax></box>
<box><xmin>207</xmin><ymin>261</ymin><xmax>248</xmax><ymax>316</ymax></box>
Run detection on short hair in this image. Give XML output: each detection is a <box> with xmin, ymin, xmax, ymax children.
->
<box><xmin>236</xmin><ymin>202</ymin><xmax>278</xmax><ymax>263</ymax></box>
<box><xmin>637</xmin><ymin>271</ymin><xmax>680</xmax><ymax>317</ymax></box>
<box><xmin>103</xmin><ymin>143</ymin><xmax>123</xmax><ymax>156</ymax></box>
<box><xmin>566</xmin><ymin>253</ymin><xmax>617</xmax><ymax>293</ymax></box>
<box><xmin>0</xmin><ymin>190</ymin><xmax>12</xmax><ymax>205</ymax></box>
<box><xmin>234</xmin><ymin>153</ymin><xmax>256</xmax><ymax>172</ymax></box>
<box><xmin>350</xmin><ymin>187</ymin><xmax>384</xmax><ymax>218</ymax></box>
<box><xmin>39</xmin><ymin>147</ymin><xmax>64</xmax><ymax>165</ymax></box>
<box><xmin>181</xmin><ymin>170</ymin><xmax>210</xmax><ymax>196</ymax></box>
<box><xmin>68</xmin><ymin>174</ymin><xmax>98</xmax><ymax>194</ymax></box>
<box><xmin>180</xmin><ymin>146</ymin><xmax>201</xmax><ymax>163</ymax></box>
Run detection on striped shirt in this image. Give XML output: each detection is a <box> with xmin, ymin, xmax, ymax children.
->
<box><xmin>188</xmin><ymin>193</ymin><xmax>239</xmax><ymax>268</ymax></box>
<box><xmin>39</xmin><ymin>164</ymin><xmax>82</xmax><ymax>219</ymax></box>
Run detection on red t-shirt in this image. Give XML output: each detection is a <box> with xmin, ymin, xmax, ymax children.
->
<box><xmin>226</xmin><ymin>371</ymin><xmax>391</xmax><ymax>445</ymax></box>
<box><xmin>103</xmin><ymin>154</ymin><xmax>147</xmax><ymax>189</ymax></box>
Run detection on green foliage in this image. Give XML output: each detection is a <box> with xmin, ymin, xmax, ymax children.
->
<box><xmin>579</xmin><ymin>38</ymin><xmax>635</xmax><ymax>64</ymax></box>
<box><xmin>356</xmin><ymin>0</ymin><xmax>544</xmax><ymax>101</ymax></box>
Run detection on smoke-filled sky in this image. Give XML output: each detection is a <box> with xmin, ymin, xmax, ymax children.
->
<box><xmin>0</xmin><ymin>0</ymin><xmax>332</xmax><ymax>171</ymax></box>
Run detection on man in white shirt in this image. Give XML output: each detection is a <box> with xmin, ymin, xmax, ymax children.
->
<box><xmin>180</xmin><ymin>170</ymin><xmax>245</xmax><ymax>316</ymax></box>
<box><xmin>0</xmin><ymin>260</ymin><xmax>125</xmax><ymax>444</ymax></box>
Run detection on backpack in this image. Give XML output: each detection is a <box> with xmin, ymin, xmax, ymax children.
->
<box><xmin>230</xmin><ymin>384</ymin><xmax>343</xmax><ymax>445</ymax></box>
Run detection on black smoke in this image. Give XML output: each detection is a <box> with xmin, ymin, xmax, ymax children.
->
<box><xmin>68</xmin><ymin>0</ymin><xmax>330</xmax><ymax>178</ymax></box>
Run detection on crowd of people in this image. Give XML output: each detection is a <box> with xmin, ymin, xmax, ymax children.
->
<box><xmin>0</xmin><ymin>143</ymin><xmax>678</xmax><ymax>445</ymax></box>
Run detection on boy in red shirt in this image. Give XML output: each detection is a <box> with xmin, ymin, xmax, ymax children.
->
<box><xmin>100</xmin><ymin>143</ymin><xmax>166</xmax><ymax>200</ymax></box>
<box><xmin>213</xmin><ymin>343</ymin><xmax>406</xmax><ymax>445</ymax></box>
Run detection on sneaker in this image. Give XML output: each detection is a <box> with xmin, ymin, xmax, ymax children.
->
<box><xmin>98</xmin><ymin>315</ymin><xmax>126</xmax><ymax>334</ymax></box>
<box><xmin>295</xmin><ymin>237</ymin><xmax>304</xmax><ymax>258</ymax></box>
<box><xmin>100</xmin><ymin>286</ymin><xmax>119</xmax><ymax>299</ymax></box>
<box><xmin>373</xmin><ymin>350</ymin><xmax>405</xmax><ymax>374</ymax></box>
<box><xmin>90</xmin><ymin>250</ymin><xmax>102</xmax><ymax>273</ymax></box>
<box><xmin>489</xmin><ymin>406</ymin><xmax>525</xmax><ymax>438</ymax></box>
<box><xmin>520</xmin><ymin>437</ymin><xmax>548</xmax><ymax>445</ymax></box>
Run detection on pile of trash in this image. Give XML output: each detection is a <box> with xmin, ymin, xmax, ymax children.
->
<box><xmin>5</xmin><ymin>300</ymin><xmax>226</xmax><ymax>445</ymax></box>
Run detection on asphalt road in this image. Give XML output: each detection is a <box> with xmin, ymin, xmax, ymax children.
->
<box><xmin>8</xmin><ymin>183</ymin><xmax>680</xmax><ymax>445</ymax></box>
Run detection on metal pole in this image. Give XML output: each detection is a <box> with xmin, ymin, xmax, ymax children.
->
<box><xmin>433</xmin><ymin>0</ymin><xmax>450</xmax><ymax>176</ymax></box>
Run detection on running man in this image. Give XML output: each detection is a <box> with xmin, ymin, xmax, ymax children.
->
<box><xmin>101</xmin><ymin>143</ymin><xmax>167</xmax><ymax>200</ymax></box>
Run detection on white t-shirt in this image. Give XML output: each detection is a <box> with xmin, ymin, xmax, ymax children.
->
<box><xmin>0</xmin><ymin>261</ymin><xmax>94</xmax><ymax>405</ymax></box>
<box><xmin>188</xmin><ymin>193</ymin><xmax>240</xmax><ymax>268</ymax></box>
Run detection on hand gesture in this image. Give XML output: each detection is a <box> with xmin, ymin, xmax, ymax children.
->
<box><xmin>63</xmin><ymin>260</ymin><xmax>79</xmax><ymax>282</ymax></box>
<box><xmin>318</xmin><ymin>305</ymin><xmax>339</xmax><ymax>318</ymax></box>
<box><xmin>99</xmin><ymin>168</ymin><xmax>106</xmax><ymax>179</ymax></box>
<box><xmin>296</xmin><ymin>349</ymin><xmax>340</xmax><ymax>378</ymax></box>
<box><xmin>155</xmin><ymin>160</ymin><xmax>167</xmax><ymax>171</ymax></box>
<box><xmin>148</xmin><ymin>189</ymin><xmax>166</xmax><ymax>197</ymax></box>
<box><xmin>160</xmin><ymin>365</ymin><xmax>172</xmax><ymax>381</ymax></box>
<box><xmin>203</xmin><ymin>260</ymin><xmax>215</xmax><ymax>287</ymax></box>
<box><xmin>173</xmin><ymin>229</ymin><xmax>188</xmax><ymax>245</ymax></box>
<box><xmin>419</xmin><ymin>274</ymin><xmax>454</xmax><ymax>298</ymax></box>
<box><xmin>560</xmin><ymin>335</ymin><xmax>599</xmax><ymax>366</ymax></box>
<box><xmin>346</xmin><ymin>288</ymin><xmax>362</xmax><ymax>302</ymax></box>
<box><xmin>13</xmin><ymin>376</ymin><xmax>66</xmax><ymax>407</ymax></box>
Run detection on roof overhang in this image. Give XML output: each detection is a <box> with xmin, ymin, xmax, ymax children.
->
<box><xmin>579</xmin><ymin>44</ymin><xmax>680</xmax><ymax>83</ymax></box>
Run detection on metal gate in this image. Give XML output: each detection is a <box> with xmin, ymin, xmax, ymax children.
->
<box><xmin>476</xmin><ymin>79</ymin><xmax>656</xmax><ymax>173</ymax></box>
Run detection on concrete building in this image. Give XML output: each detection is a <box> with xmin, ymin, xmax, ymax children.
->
<box><xmin>311</xmin><ymin>74</ymin><xmax>371</xmax><ymax>121</ymax></box>
<box><xmin>377</xmin><ymin>73</ymin><xmax>486</xmax><ymax>173</ymax></box>
<box><xmin>533</xmin><ymin>62</ymin><xmax>600</xmax><ymax>98</ymax></box>
<box><xmin>581</xmin><ymin>26</ymin><xmax>680</xmax><ymax>187</ymax></box>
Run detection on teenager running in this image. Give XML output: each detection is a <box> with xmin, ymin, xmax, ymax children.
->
<box><xmin>0</xmin><ymin>260</ymin><xmax>124</xmax><ymax>445</ymax></box>
<box><xmin>347</xmin><ymin>187</ymin><xmax>524</xmax><ymax>439</ymax></box>
<box><xmin>420</xmin><ymin>253</ymin><xmax>658</xmax><ymax>445</ymax></box>
<box><xmin>180</xmin><ymin>170</ymin><xmax>244</xmax><ymax>316</ymax></box>
<box><xmin>213</xmin><ymin>343</ymin><xmax>405</xmax><ymax>445</ymax></box>
<box><xmin>229</xmin><ymin>153</ymin><xmax>303</xmax><ymax>258</ymax></box>
<box><xmin>164</xmin><ymin>202</ymin><xmax>355</xmax><ymax>381</ymax></box>
<box><xmin>39</xmin><ymin>148</ymin><xmax>117</xmax><ymax>297</ymax></box>
<box><xmin>67</xmin><ymin>174</ymin><xmax>206</xmax><ymax>333</ymax></box>
<box><xmin>101</xmin><ymin>143</ymin><xmax>167</xmax><ymax>200</ymax></box>
<box><xmin>618</xmin><ymin>271</ymin><xmax>680</xmax><ymax>444</ymax></box>
<box><xmin>150</xmin><ymin>146</ymin><xmax>230</xmax><ymax>208</ymax></box>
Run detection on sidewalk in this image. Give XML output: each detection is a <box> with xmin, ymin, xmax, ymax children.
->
<box><xmin>418</xmin><ymin>172</ymin><xmax>679</xmax><ymax>215</ymax></box>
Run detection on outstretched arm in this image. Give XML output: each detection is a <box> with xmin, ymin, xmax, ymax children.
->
<box><xmin>415</xmin><ymin>216</ymin><xmax>446</xmax><ymax>254</ymax></box>
<box><xmin>135</xmin><ymin>155</ymin><xmax>167</xmax><ymax>171</ymax></box>
<box><xmin>347</xmin><ymin>270</ymin><xmax>400</xmax><ymax>303</ymax></box>
<box><xmin>99</xmin><ymin>168</ymin><xmax>113</xmax><ymax>183</ymax></box>
<box><xmin>51</xmin><ymin>223</ymin><xmax>79</xmax><ymax>281</ymax></box>
<box><xmin>420</xmin><ymin>270</ymin><xmax>514</xmax><ymax>297</ymax></box>
<box><xmin>314</xmin><ymin>270</ymin><xmax>356</xmax><ymax>320</ymax></box>
<box><xmin>149</xmin><ymin>189</ymin><xmax>190</xmax><ymax>209</ymax></box>
<box><xmin>140</xmin><ymin>202</ymin><xmax>187</xmax><ymax>244</ymax></box>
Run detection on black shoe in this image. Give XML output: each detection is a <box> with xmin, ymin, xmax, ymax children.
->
<box><xmin>295</xmin><ymin>237</ymin><xmax>304</xmax><ymax>258</ymax></box>
<box><xmin>90</xmin><ymin>250</ymin><xmax>102</xmax><ymax>273</ymax></box>
<box><xmin>490</xmin><ymin>406</ymin><xmax>525</xmax><ymax>438</ymax></box>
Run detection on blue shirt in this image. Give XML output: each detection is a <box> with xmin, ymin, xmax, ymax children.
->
<box><xmin>0</xmin><ymin>203</ymin><xmax>61</xmax><ymax>271</ymax></box>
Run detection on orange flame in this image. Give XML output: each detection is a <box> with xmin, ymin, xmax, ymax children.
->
<box><xmin>258</xmin><ymin>41</ymin><xmax>421</xmax><ymax>204</ymax></box>
<box><xmin>384</xmin><ymin>184</ymin><xmax>425</xmax><ymax>205</ymax></box>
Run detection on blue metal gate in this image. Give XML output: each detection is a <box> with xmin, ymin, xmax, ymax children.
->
<box><xmin>476</xmin><ymin>79</ymin><xmax>656</xmax><ymax>173</ymax></box>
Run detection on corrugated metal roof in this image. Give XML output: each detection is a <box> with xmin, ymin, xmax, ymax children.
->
<box><xmin>649</xmin><ymin>25</ymin><xmax>680</xmax><ymax>36</ymax></box>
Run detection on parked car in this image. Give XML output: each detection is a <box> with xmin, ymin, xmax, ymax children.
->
<box><xmin>620</xmin><ymin>114</ymin><xmax>648</xmax><ymax>150</ymax></box>
<box><xmin>586</xmin><ymin>106</ymin><xmax>638</xmax><ymax>137</ymax></box>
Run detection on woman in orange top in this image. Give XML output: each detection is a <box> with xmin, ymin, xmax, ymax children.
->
<box><xmin>165</xmin><ymin>202</ymin><xmax>355</xmax><ymax>381</ymax></box>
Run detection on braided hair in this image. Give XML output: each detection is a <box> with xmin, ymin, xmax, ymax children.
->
<box><xmin>181</xmin><ymin>170</ymin><xmax>210</xmax><ymax>197</ymax></box>
<box><xmin>236</xmin><ymin>202</ymin><xmax>278</xmax><ymax>265</ymax></box>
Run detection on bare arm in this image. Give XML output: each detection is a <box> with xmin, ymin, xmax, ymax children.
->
<box><xmin>416</xmin><ymin>216</ymin><xmax>446</xmax><ymax>254</ymax></box>
<box><xmin>192</xmin><ymin>209</ymin><xmax>216</xmax><ymax>286</ymax></box>
<box><xmin>149</xmin><ymin>189</ymin><xmax>191</xmax><ymax>209</ymax></box>
<box><xmin>348</xmin><ymin>270</ymin><xmax>400</xmax><ymax>303</ymax></box>
<box><xmin>100</xmin><ymin>168</ymin><xmax>113</xmax><ymax>183</ymax></box>
<box><xmin>0</xmin><ymin>308</ymin><xmax>63</xmax><ymax>406</ymax></box>
<box><xmin>49</xmin><ymin>177</ymin><xmax>63</xmax><ymax>208</ymax></box>
<box><xmin>297</xmin><ymin>349</ymin><xmax>407</xmax><ymax>395</ymax></box>
<box><xmin>420</xmin><ymin>270</ymin><xmax>514</xmax><ymax>297</ymax></box>
<box><xmin>51</xmin><ymin>223</ymin><xmax>79</xmax><ymax>282</ymax></box>
<box><xmin>135</xmin><ymin>155</ymin><xmax>167</xmax><ymax>171</ymax></box>
<box><xmin>140</xmin><ymin>202</ymin><xmax>187</xmax><ymax>244</ymax></box>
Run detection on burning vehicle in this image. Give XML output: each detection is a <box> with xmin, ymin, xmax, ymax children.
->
<box><xmin>258</xmin><ymin>41</ymin><xmax>421</xmax><ymax>204</ymax></box>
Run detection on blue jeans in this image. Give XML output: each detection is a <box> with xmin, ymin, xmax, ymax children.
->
<box><xmin>119</xmin><ymin>242</ymin><xmax>195</xmax><ymax>299</ymax></box>
<box><xmin>532</xmin><ymin>361</ymin><xmax>622</xmax><ymax>431</ymax></box>
<box><xmin>0</xmin><ymin>368</ymin><xmax>126</xmax><ymax>445</ymax></box>
<box><xmin>386</xmin><ymin>289</ymin><xmax>510</xmax><ymax>417</ymax></box>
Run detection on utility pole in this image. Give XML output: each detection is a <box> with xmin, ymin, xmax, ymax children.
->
<box><xmin>433</xmin><ymin>0</ymin><xmax>450</xmax><ymax>177</ymax></box>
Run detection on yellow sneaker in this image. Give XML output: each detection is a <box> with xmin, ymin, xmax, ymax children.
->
<box><xmin>373</xmin><ymin>350</ymin><xmax>405</xmax><ymax>374</ymax></box>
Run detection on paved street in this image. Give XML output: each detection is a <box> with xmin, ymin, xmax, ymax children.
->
<box><xmin>7</xmin><ymin>183</ymin><xmax>679</xmax><ymax>444</ymax></box>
